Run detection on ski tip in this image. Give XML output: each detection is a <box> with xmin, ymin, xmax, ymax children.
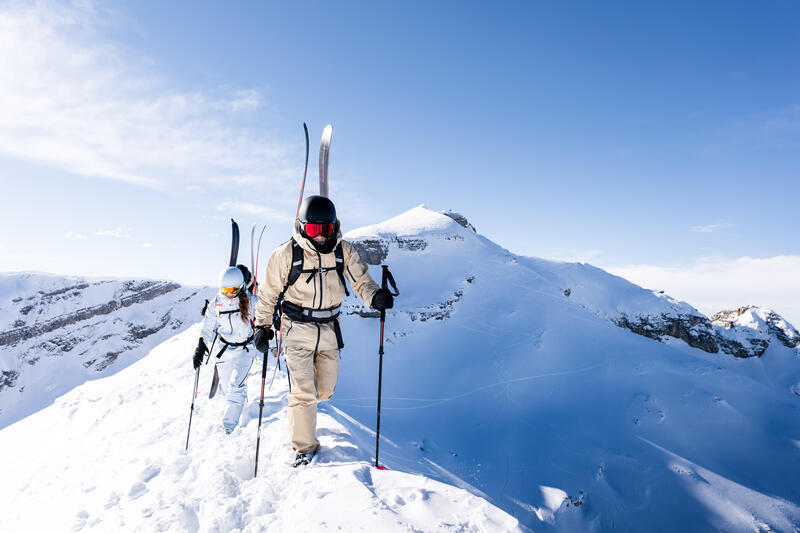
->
<box><xmin>376</xmin><ymin>464</ymin><xmax>388</xmax><ymax>470</ymax></box>
<box><xmin>321</xmin><ymin>124</ymin><xmax>333</xmax><ymax>141</ymax></box>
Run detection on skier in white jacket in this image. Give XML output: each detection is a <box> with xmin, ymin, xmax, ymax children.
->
<box><xmin>193</xmin><ymin>266</ymin><xmax>257</xmax><ymax>434</ymax></box>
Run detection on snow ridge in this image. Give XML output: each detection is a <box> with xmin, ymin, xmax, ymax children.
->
<box><xmin>0</xmin><ymin>326</ymin><xmax>523</xmax><ymax>532</ymax></box>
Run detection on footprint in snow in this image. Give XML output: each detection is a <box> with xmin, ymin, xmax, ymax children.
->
<box><xmin>167</xmin><ymin>456</ymin><xmax>192</xmax><ymax>478</ymax></box>
<box><xmin>178</xmin><ymin>504</ymin><xmax>200</xmax><ymax>533</ymax></box>
<box><xmin>104</xmin><ymin>492</ymin><xmax>120</xmax><ymax>509</ymax></box>
<box><xmin>140</xmin><ymin>464</ymin><xmax>161</xmax><ymax>483</ymax></box>
<box><xmin>72</xmin><ymin>510</ymin><xmax>89</xmax><ymax>532</ymax></box>
<box><xmin>128</xmin><ymin>482</ymin><xmax>148</xmax><ymax>500</ymax></box>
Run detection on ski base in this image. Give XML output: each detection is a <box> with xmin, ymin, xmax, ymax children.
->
<box><xmin>208</xmin><ymin>364</ymin><xmax>220</xmax><ymax>399</ymax></box>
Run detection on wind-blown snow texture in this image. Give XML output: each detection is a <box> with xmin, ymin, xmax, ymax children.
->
<box><xmin>1</xmin><ymin>205</ymin><xmax>799</xmax><ymax>532</ymax></box>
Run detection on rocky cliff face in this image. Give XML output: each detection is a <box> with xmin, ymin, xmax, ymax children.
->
<box><xmin>0</xmin><ymin>273</ymin><xmax>214</xmax><ymax>427</ymax></box>
<box><xmin>614</xmin><ymin>312</ymin><xmax>720</xmax><ymax>353</ymax></box>
<box><xmin>710</xmin><ymin>305</ymin><xmax>800</xmax><ymax>357</ymax></box>
<box><xmin>610</xmin><ymin>305</ymin><xmax>799</xmax><ymax>359</ymax></box>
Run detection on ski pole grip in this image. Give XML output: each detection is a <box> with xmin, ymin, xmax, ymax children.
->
<box><xmin>261</xmin><ymin>338</ymin><xmax>269</xmax><ymax>379</ymax></box>
<box><xmin>380</xmin><ymin>266</ymin><xmax>389</xmax><ymax>322</ymax></box>
<box><xmin>381</xmin><ymin>265</ymin><xmax>388</xmax><ymax>290</ymax></box>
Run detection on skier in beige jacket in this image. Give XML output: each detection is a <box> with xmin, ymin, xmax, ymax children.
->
<box><xmin>253</xmin><ymin>195</ymin><xmax>394</xmax><ymax>467</ymax></box>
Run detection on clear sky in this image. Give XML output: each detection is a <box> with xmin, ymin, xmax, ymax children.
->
<box><xmin>1</xmin><ymin>1</ymin><xmax>799</xmax><ymax>323</ymax></box>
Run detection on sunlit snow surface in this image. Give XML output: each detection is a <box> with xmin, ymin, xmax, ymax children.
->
<box><xmin>337</xmin><ymin>206</ymin><xmax>800</xmax><ymax>532</ymax></box>
<box><xmin>0</xmin><ymin>325</ymin><xmax>522</xmax><ymax>532</ymax></box>
<box><xmin>2</xmin><ymin>206</ymin><xmax>799</xmax><ymax>532</ymax></box>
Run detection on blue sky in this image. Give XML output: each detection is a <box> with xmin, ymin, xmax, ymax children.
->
<box><xmin>0</xmin><ymin>1</ymin><xmax>798</xmax><ymax>322</ymax></box>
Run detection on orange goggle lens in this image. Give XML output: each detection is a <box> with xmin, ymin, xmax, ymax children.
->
<box><xmin>221</xmin><ymin>286</ymin><xmax>240</xmax><ymax>296</ymax></box>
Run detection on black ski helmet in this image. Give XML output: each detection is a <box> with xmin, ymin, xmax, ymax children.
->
<box><xmin>298</xmin><ymin>195</ymin><xmax>336</xmax><ymax>224</ymax></box>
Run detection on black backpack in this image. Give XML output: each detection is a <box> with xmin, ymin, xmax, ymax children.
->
<box><xmin>273</xmin><ymin>238</ymin><xmax>349</xmax><ymax>326</ymax></box>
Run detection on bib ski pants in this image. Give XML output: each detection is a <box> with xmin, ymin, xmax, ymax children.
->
<box><xmin>215</xmin><ymin>346</ymin><xmax>255</xmax><ymax>431</ymax></box>
<box><xmin>284</xmin><ymin>344</ymin><xmax>339</xmax><ymax>453</ymax></box>
<box><xmin>200</xmin><ymin>291</ymin><xmax>257</xmax><ymax>432</ymax></box>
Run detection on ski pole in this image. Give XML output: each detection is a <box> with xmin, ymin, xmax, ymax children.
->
<box><xmin>187</xmin><ymin>332</ymin><xmax>216</xmax><ymax>451</ymax></box>
<box><xmin>185</xmin><ymin>366</ymin><xmax>201</xmax><ymax>452</ymax></box>
<box><xmin>375</xmin><ymin>265</ymin><xmax>399</xmax><ymax>469</ymax></box>
<box><xmin>254</xmin><ymin>336</ymin><xmax>270</xmax><ymax>477</ymax></box>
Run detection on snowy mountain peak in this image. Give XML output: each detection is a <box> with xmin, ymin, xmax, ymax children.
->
<box><xmin>345</xmin><ymin>204</ymin><xmax>472</xmax><ymax>240</ymax></box>
<box><xmin>711</xmin><ymin>305</ymin><xmax>800</xmax><ymax>351</ymax></box>
<box><xmin>343</xmin><ymin>205</ymin><xmax>484</xmax><ymax>266</ymax></box>
<box><xmin>342</xmin><ymin>206</ymin><xmax>800</xmax><ymax>361</ymax></box>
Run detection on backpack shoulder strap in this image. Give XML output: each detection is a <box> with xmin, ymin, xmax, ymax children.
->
<box><xmin>286</xmin><ymin>238</ymin><xmax>304</xmax><ymax>286</ymax></box>
<box><xmin>335</xmin><ymin>242</ymin><xmax>350</xmax><ymax>296</ymax></box>
<box><xmin>273</xmin><ymin>238</ymin><xmax>304</xmax><ymax>326</ymax></box>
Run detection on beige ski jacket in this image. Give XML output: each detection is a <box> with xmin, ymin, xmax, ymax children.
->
<box><xmin>255</xmin><ymin>221</ymin><xmax>380</xmax><ymax>350</ymax></box>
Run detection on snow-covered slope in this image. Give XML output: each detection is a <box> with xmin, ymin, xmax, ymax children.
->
<box><xmin>334</xmin><ymin>205</ymin><xmax>800</xmax><ymax>531</ymax></box>
<box><xmin>2</xmin><ymin>205</ymin><xmax>799</xmax><ymax>532</ymax></box>
<box><xmin>0</xmin><ymin>325</ymin><xmax>522</xmax><ymax>532</ymax></box>
<box><xmin>0</xmin><ymin>273</ymin><xmax>214</xmax><ymax>428</ymax></box>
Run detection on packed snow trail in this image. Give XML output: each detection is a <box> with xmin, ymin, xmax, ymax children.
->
<box><xmin>0</xmin><ymin>325</ymin><xmax>523</xmax><ymax>532</ymax></box>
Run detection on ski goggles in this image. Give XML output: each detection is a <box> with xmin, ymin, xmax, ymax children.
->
<box><xmin>221</xmin><ymin>286</ymin><xmax>240</xmax><ymax>296</ymax></box>
<box><xmin>304</xmin><ymin>222</ymin><xmax>334</xmax><ymax>238</ymax></box>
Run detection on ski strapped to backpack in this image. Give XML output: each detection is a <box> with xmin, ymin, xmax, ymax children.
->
<box><xmin>272</xmin><ymin>238</ymin><xmax>349</xmax><ymax>348</ymax></box>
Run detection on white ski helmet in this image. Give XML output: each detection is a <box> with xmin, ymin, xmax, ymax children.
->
<box><xmin>219</xmin><ymin>266</ymin><xmax>245</xmax><ymax>296</ymax></box>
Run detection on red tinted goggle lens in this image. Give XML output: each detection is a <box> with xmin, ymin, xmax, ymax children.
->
<box><xmin>304</xmin><ymin>223</ymin><xmax>334</xmax><ymax>238</ymax></box>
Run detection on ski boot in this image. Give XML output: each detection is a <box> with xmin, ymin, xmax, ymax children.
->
<box><xmin>293</xmin><ymin>451</ymin><xmax>316</xmax><ymax>468</ymax></box>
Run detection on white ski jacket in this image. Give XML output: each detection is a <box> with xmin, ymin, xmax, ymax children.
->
<box><xmin>200</xmin><ymin>292</ymin><xmax>256</xmax><ymax>355</ymax></box>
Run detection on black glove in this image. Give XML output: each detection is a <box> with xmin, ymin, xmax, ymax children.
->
<box><xmin>371</xmin><ymin>288</ymin><xmax>394</xmax><ymax>310</ymax></box>
<box><xmin>253</xmin><ymin>326</ymin><xmax>274</xmax><ymax>353</ymax></box>
<box><xmin>193</xmin><ymin>338</ymin><xmax>208</xmax><ymax>369</ymax></box>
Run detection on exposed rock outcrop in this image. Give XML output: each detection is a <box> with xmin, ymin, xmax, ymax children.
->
<box><xmin>614</xmin><ymin>305</ymin><xmax>799</xmax><ymax>359</ymax></box>
<box><xmin>616</xmin><ymin>313</ymin><xmax>719</xmax><ymax>353</ymax></box>
<box><xmin>441</xmin><ymin>211</ymin><xmax>476</xmax><ymax>233</ymax></box>
<box><xmin>0</xmin><ymin>281</ymin><xmax>180</xmax><ymax>347</ymax></box>
<box><xmin>0</xmin><ymin>275</ymin><xmax>212</xmax><ymax>405</ymax></box>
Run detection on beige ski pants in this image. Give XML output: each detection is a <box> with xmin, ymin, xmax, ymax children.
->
<box><xmin>284</xmin><ymin>345</ymin><xmax>339</xmax><ymax>453</ymax></box>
